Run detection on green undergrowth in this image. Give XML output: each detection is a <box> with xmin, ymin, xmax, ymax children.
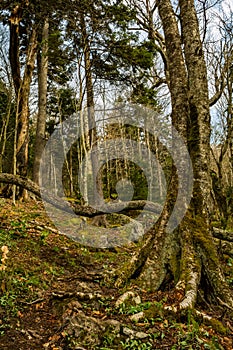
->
<box><xmin>94</xmin><ymin>297</ymin><xmax>229</xmax><ymax>349</ymax></box>
<box><xmin>0</xmin><ymin>199</ymin><xmax>232</xmax><ymax>349</ymax></box>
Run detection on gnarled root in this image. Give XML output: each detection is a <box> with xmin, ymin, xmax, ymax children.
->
<box><xmin>175</xmin><ymin>223</ymin><xmax>201</xmax><ymax>310</ymax></box>
<box><xmin>115</xmin><ymin>213</ymin><xmax>233</xmax><ymax>315</ymax></box>
<box><xmin>114</xmin><ymin>227</ymin><xmax>155</xmax><ymax>288</ymax></box>
<box><xmin>176</xmin><ymin>216</ymin><xmax>233</xmax><ymax>311</ymax></box>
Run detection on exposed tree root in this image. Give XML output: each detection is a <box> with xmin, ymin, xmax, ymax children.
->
<box><xmin>176</xmin><ymin>224</ymin><xmax>201</xmax><ymax>310</ymax></box>
<box><xmin>212</xmin><ymin>227</ymin><xmax>233</xmax><ymax>242</ymax></box>
<box><xmin>114</xmin><ymin>212</ymin><xmax>233</xmax><ymax>314</ymax></box>
<box><xmin>115</xmin><ymin>293</ymin><xmax>230</xmax><ymax>335</ymax></box>
<box><xmin>51</xmin><ymin>291</ymin><xmax>103</xmax><ymax>300</ymax></box>
<box><xmin>194</xmin><ymin>229</ymin><xmax>233</xmax><ymax>308</ymax></box>
<box><xmin>114</xmin><ymin>227</ymin><xmax>156</xmax><ymax>288</ymax></box>
<box><xmin>177</xmin><ymin>217</ymin><xmax>233</xmax><ymax>311</ymax></box>
<box><xmin>0</xmin><ymin>173</ymin><xmax>232</xmax><ymax>313</ymax></box>
<box><xmin>217</xmin><ymin>240</ymin><xmax>233</xmax><ymax>258</ymax></box>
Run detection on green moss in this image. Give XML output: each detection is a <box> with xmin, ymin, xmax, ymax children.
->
<box><xmin>169</xmin><ymin>253</ymin><xmax>181</xmax><ymax>284</ymax></box>
<box><xmin>211</xmin><ymin>221</ymin><xmax>221</xmax><ymax>228</ymax></box>
<box><xmin>203</xmin><ymin>318</ymin><xmax>229</xmax><ymax>335</ymax></box>
<box><xmin>144</xmin><ymin>302</ymin><xmax>164</xmax><ymax>320</ymax></box>
<box><xmin>182</xmin><ymin>214</ymin><xmax>219</xmax><ymax>266</ymax></box>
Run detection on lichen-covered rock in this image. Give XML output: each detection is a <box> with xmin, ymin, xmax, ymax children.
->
<box><xmin>122</xmin><ymin>327</ymin><xmax>135</xmax><ymax>337</ymax></box>
<box><xmin>103</xmin><ymin>319</ymin><xmax>121</xmax><ymax>333</ymax></box>
<box><xmin>129</xmin><ymin>311</ymin><xmax>145</xmax><ymax>322</ymax></box>
<box><xmin>122</xmin><ymin>327</ymin><xmax>148</xmax><ymax>339</ymax></box>
<box><xmin>135</xmin><ymin>331</ymin><xmax>149</xmax><ymax>339</ymax></box>
<box><xmin>62</xmin><ymin>310</ymin><xmax>104</xmax><ymax>347</ymax></box>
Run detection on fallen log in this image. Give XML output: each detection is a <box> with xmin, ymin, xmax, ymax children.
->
<box><xmin>0</xmin><ymin>173</ymin><xmax>162</xmax><ymax>217</ymax></box>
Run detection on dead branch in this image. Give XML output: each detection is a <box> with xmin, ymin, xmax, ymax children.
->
<box><xmin>212</xmin><ymin>227</ymin><xmax>233</xmax><ymax>242</ymax></box>
<box><xmin>0</xmin><ymin>173</ymin><xmax>162</xmax><ymax>217</ymax></box>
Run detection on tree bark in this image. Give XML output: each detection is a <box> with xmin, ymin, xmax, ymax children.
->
<box><xmin>33</xmin><ymin>17</ymin><xmax>49</xmax><ymax>185</ymax></box>
<box><xmin>9</xmin><ymin>3</ymin><xmax>38</xmax><ymax>198</ymax></box>
<box><xmin>80</xmin><ymin>13</ymin><xmax>106</xmax><ymax>226</ymax></box>
<box><xmin>114</xmin><ymin>0</ymin><xmax>233</xmax><ymax>311</ymax></box>
<box><xmin>115</xmin><ymin>0</ymin><xmax>190</xmax><ymax>291</ymax></box>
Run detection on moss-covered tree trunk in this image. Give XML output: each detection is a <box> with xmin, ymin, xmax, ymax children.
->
<box><xmin>115</xmin><ymin>0</ymin><xmax>233</xmax><ymax>311</ymax></box>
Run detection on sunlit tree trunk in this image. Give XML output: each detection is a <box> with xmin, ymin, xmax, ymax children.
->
<box><xmin>114</xmin><ymin>0</ymin><xmax>233</xmax><ymax>311</ymax></box>
<box><xmin>9</xmin><ymin>3</ymin><xmax>37</xmax><ymax>198</ymax></box>
<box><xmin>33</xmin><ymin>17</ymin><xmax>49</xmax><ymax>185</ymax></box>
<box><xmin>80</xmin><ymin>13</ymin><xmax>106</xmax><ymax>226</ymax></box>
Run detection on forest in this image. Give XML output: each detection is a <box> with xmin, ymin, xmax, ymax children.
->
<box><xmin>0</xmin><ymin>0</ymin><xmax>233</xmax><ymax>349</ymax></box>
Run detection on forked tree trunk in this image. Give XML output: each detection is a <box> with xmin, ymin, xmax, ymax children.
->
<box><xmin>114</xmin><ymin>0</ymin><xmax>233</xmax><ymax>311</ymax></box>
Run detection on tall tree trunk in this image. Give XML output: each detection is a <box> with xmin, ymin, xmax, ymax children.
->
<box><xmin>33</xmin><ymin>17</ymin><xmax>49</xmax><ymax>185</ymax></box>
<box><xmin>80</xmin><ymin>13</ymin><xmax>106</xmax><ymax>226</ymax></box>
<box><xmin>212</xmin><ymin>62</ymin><xmax>233</xmax><ymax>221</ymax></box>
<box><xmin>114</xmin><ymin>0</ymin><xmax>233</xmax><ymax>311</ymax></box>
<box><xmin>9</xmin><ymin>3</ymin><xmax>37</xmax><ymax>198</ymax></box>
<box><xmin>115</xmin><ymin>0</ymin><xmax>189</xmax><ymax>291</ymax></box>
<box><xmin>0</xmin><ymin>90</ymin><xmax>12</xmax><ymax>174</ymax></box>
<box><xmin>179</xmin><ymin>0</ymin><xmax>232</xmax><ymax>308</ymax></box>
<box><xmin>81</xmin><ymin>14</ymin><xmax>99</xmax><ymax>203</ymax></box>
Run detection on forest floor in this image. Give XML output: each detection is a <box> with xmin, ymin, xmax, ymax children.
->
<box><xmin>0</xmin><ymin>198</ymin><xmax>232</xmax><ymax>350</ymax></box>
